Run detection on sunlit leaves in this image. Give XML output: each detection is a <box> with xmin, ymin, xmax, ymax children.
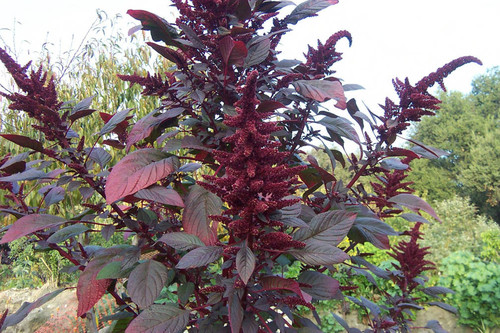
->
<box><xmin>0</xmin><ymin>214</ymin><xmax>66</xmax><ymax>244</ymax></box>
<box><xmin>105</xmin><ymin>149</ymin><xmax>179</xmax><ymax>204</ymax></box>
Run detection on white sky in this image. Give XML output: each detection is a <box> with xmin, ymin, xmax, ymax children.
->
<box><xmin>1</xmin><ymin>0</ymin><xmax>499</xmax><ymax>108</ymax></box>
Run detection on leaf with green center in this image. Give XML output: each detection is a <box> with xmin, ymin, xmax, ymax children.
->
<box><xmin>236</xmin><ymin>242</ymin><xmax>256</xmax><ymax>285</ymax></box>
<box><xmin>128</xmin><ymin>260</ymin><xmax>169</xmax><ymax>308</ymax></box>
<box><xmin>77</xmin><ymin>245</ymin><xmax>139</xmax><ymax>316</ymax></box>
<box><xmin>182</xmin><ymin>185</ymin><xmax>222</xmax><ymax>246</ymax></box>
<box><xmin>125</xmin><ymin>304</ymin><xmax>189</xmax><ymax>333</ymax></box>
<box><xmin>175</xmin><ymin>246</ymin><xmax>222</xmax><ymax>269</ymax></box>
<box><xmin>293</xmin><ymin>210</ymin><xmax>356</xmax><ymax>246</ymax></box>
<box><xmin>157</xmin><ymin>232</ymin><xmax>205</xmax><ymax>251</ymax></box>
<box><xmin>0</xmin><ymin>214</ymin><xmax>66</xmax><ymax>244</ymax></box>
<box><xmin>105</xmin><ymin>149</ymin><xmax>179</xmax><ymax>204</ymax></box>
<box><xmin>47</xmin><ymin>224</ymin><xmax>89</xmax><ymax>244</ymax></box>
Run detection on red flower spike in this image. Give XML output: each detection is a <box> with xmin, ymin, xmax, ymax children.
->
<box><xmin>200</xmin><ymin>70</ymin><xmax>305</xmax><ymax>238</ymax></box>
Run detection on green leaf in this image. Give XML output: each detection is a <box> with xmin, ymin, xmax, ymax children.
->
<box><xmin>47</xmin><ymin>224</ymin><xmax>89</xmax><ymax>244</ymax></box>
<box><xmin>96</xmin><ymin>261</ymin><xmax>133</xmax><ymax>279</ymax></box>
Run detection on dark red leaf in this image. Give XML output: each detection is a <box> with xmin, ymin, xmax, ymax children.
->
<box><xmin>157</xmin><ymin>232</ymin><xmax>204</xmax><ymax>251</ymax></box>
<box><xmin>284</xmin><ymin>0</ymin><xmax>339</xmax><ymax>25</ymax></box>
<box><xmin>288</xmin><ymin>239</ymin><xmax>349</xmax><ymax>266</ymax></box>
<box><xmin>388</xmin><ymin>194</ymin><xmax>440</xmax><ymax>221</ymax></box>
<box><xmin>0</xmin><ymin>134</ymin><xmax>44</xmax><ymax>152</ymax></box>
<box><xmin>126</xmin><ymin>108</ymin><xmax>184</xmax><ymax>152</ymax></box>
<box><xmin>127</xmin><ymin>10</ymin><xmax>180</xmax><ymax>46</ymax></box>
<box><xmin>228</xmin><ymin>293</ymin><xmax>244</xmax><ymax>333</ymax></box>
<box><xmin>260</xmin><ymin>276</ymin><xmax>312</xmax><ymax>302</ymax></box>
<box><xmin>0</xmin><ymin>309</ymin><xmax>7</xmax><ymax>330</ymax></box>
<box><xmin>99</xmin><ymin>109</ymin><xmax>133</xmax><ymax>136</ymax></box>
<box><xmin>293</xmin><ymin>210</ymin><xmax>356</xmax><ymax>246</ymax></box>
<box><xmin>236</xmin><ymin>242</ymin><xmax>256</xmax><ymax>285</ymax></box>
<box><xmin>256</xmin><ymin>100</ymin><xmax>287</xmax><ymax>113</ymax></box>
<box><xmin>0</xmin><ymin>214</ymin><xmax>66</xmax><ymax>244</ymax></box>
<box><xmin>244</xmin><ymin>37</ymin><xmax>271</xmax><ymax>67</ymax></box>
<box><xmin>105</xmin><ymin>149</ymin><xmax>179</xmax><ymax>204</ymax></box>
<box><xmin>102</xmin><ymin>139</ymin><xmax>125</xmax><ymax>149</ymax></box>
<box><xmin>77</xmin><ymin>245</ymin><xmax>136</xmax><ymax>316</ymax></box>
<box><xmin>175</xmin><ymin>246</ymin><xmax>222</xmax><ymax>269</ymax></box>
<box><xmin>128</xmin><ymin>260</ymin><xmax>169</xmax><ymax>308</ymax></box>
<box><xmin>125</xmin><ymin>304</ymin><xmax>189</xmax><ymax>333</ymax></box>
<box><xmin>220</xmin><ymin>36</ymin><xmax>235</xmax><ymax>66</ymax></box>
<box><xmin>182</xmin><ymin>185</ymin><xmax>222</xmax><ymax>246</ymax></box>
<box><xmin>147</xmin><ymin>42</ymin><xmax>188</xmax><ymax>68</ymax></box>
<box><xmin>293</xmin><ymin>79</ymin><xmax>346</xmax><ymax>108</ymax></box>
<box><xmin>307</xmin><ymin>154</ymin><xmax>336</xmax><ymax>183</ymax></box>
<box><xmin>298</xmin><ymin>271</ymin><xmax>341</xmax><ymax>300</ymax></box>
<box><xmin>229</xmin><ymin>41</ymin><xmax>248</xmax><ymax>66</ymax></box>
<box><xmin>134</xmin><ymin>185</ymin><xmax>184</xmax><ymax>207</ymax></box>
<box><xmin>68</xmin><ymin>108</ymin><xmax>96</xmax><ymax>122</ymax></box>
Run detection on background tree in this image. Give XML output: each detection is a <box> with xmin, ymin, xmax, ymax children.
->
<box><xmin>409</xmin><ymin>68</ymin><xmax>500</xmax><ymax>222</ymax></box>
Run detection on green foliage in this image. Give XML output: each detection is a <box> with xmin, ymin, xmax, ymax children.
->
<box><xmin>420</xmin><ymin>196</ymin><xmax>499</xmax><ymax>264</ymax></box>
<box><xmin>440</xmin><ymin>251</ymin><xmax>500</xmax><ymax>331</ymax></box>
<box><xmin>409</xmin><ymin>68</ymin><xmax>500</xmax><ymax>222</ymax></box>
<box><xmin>480</xmin><ymin>229</ymin><xmax>500</xmax><ymax>263</ymax></box>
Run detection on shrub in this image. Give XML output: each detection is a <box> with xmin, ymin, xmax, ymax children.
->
<box><xmin>420</xmin><ymin>196</ymin><xmax>499</xmax><ymax>264</ymax></box>
<box><xmin>440</xmin><ymin>251</ymin><xmax>500</xmax><ymax>331</ymax></box>
<box><xmin>0</xmin><ymin>1</ymin><xmax>481</xmax><ymax>331</ymax></box>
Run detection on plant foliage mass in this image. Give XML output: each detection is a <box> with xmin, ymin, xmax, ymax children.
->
<box><xmin>0</xmin><ymin>0</ymin><xmax>482</xmax><ymax>332</ymax></box>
